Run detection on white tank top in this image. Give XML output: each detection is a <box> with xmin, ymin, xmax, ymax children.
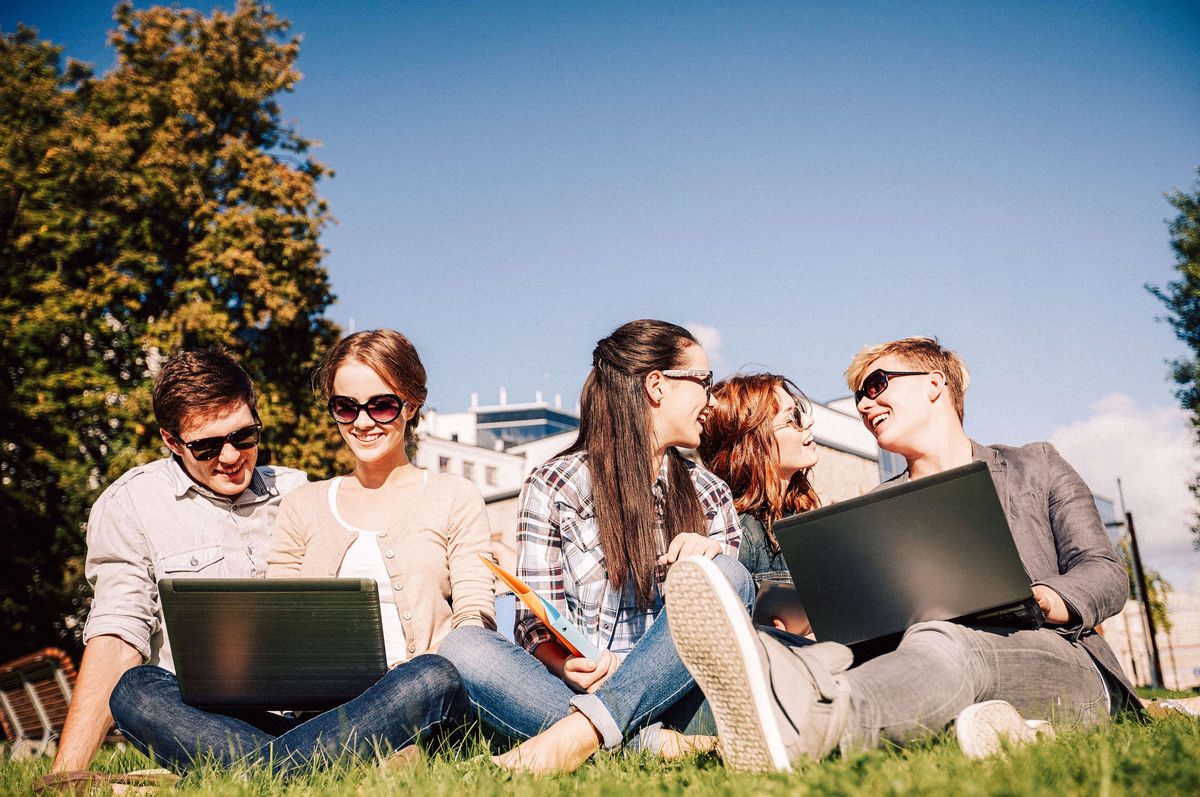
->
<box><xmin>328</xmin><ymin>475</ymin><xmax>425</xmax><ymax>666</ymax></box>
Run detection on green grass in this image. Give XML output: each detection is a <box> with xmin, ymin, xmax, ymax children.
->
<box><xmin>5</xmin><ymin>713</ymin><xmax>1199</xmax><ymax>797</ymax></box>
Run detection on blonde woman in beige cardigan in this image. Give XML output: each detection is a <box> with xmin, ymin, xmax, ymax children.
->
<box><xmin>266</xmin><ymin>329</ymin><xmax>494</xmax><ymax>766</ymax></box>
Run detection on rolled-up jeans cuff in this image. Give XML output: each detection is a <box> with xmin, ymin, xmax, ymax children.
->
<box><xmin>627</xmin><ymin>722</ymin><xmax>662</xmax><ymax>753</ymax></box>
<box><xmin>568</xmin><ymin>693</ymin><xmax>622</xmax><ymax>750</ymax></box>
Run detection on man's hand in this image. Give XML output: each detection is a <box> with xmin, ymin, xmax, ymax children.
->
<box><xmin>1032</xmin><ymin>584</ymin><xmax>1072</xmax><ymax>625</ymax></box>
<box><xmin>50</xmin><ymin>635</ymin><xmax>142</xmax><ymax>774</ymax></box>
<box><xmin>560</xmin><ymin>651</ymin><xmax>618</xmax><ymax>694</ymax></box>
<box><xmin>657</xmin><ymin>533</ymin><xmax>721</xmax><ymax>568</ymax></box>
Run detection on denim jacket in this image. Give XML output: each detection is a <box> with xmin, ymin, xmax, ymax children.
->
<box><xmin>737</xmin><ymin>513</ymin><xmax>793</xmax><ymax>587</ymax></box>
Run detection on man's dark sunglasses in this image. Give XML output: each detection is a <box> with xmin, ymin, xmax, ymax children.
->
<box><xmin>178</xmin><ymin>423</ymin><xmax>262</xmax><ymax>461</ymax></box>
<box><xmin>328</xmin><ymin>394</ymin><xmax>405</xmax><ymax>425</ymax></box>
<box><xmin>854</xmin><ymin>369</ymin><xmax>930</xmax><ymax>404</ymax></box>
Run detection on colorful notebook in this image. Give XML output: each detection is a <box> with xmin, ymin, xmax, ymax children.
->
<box><xmin>480</xmin><ymin>555</ymin><xmax>604</xmax><ymax>660</ymax></box>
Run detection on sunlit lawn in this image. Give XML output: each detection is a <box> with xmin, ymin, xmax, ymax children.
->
<box><xmin>6</xmin><ymin>699</ymin><xmax>1199</xmax><ymax>797</ymax></box>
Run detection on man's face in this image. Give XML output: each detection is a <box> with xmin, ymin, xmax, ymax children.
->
<box><xmin>854</xmin><ymin>354</ymin><xmax>935</xmax><ymax>453</ymax></box>
<box><xmin>162</xmin><ymin>400</ymin><xmax>259</xmax><ymax>497</ymax></box>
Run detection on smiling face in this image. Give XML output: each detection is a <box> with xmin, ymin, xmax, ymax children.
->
<box><xmin>650</xmin><ymin>343</ymin><xmax>715</xmax><ymax>451</ymax></box>
<box><xmin>771</xmin><ymin>386</ymin><xmax>818</xmax><ymax>481</ymax></box>
<box><xmin>332</xmin><ymin>359</ymin><xmax>415</xmax><ymax>469</ymax></box>
<box><xmin>163</xmin><ymin>400</ymin><xmax>259</xmax><ymax>497</ymax></box>
<box><xmin>854</xmin><ymin>354</ymin><xmax>938</xmax><ymax>453</ymax></box>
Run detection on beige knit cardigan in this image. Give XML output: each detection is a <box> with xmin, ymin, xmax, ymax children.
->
<box><xmin>267</xmin><ymin>472</ymin><xmax>496</xmax><ymax>658</ymax></box>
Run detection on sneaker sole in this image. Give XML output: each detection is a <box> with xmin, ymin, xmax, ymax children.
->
<box><xmin>667</xmin><ymin>556</ymin><xmax>791</xmax><ymax>772</ymax></box>
<box><xmin>955</xmin><ymin>700</ymin><xmax>1050</xmax><ymax>759</ymax></box>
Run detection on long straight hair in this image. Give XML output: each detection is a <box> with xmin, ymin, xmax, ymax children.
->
<box><xmin>561</xmin><ymin>319</ymin><xmax>707</xmax><ymax>608</ymax></box>
<box><xmin>698</xmin><ymin>373</ymin><xmax>820</xmax><ymax>553</ymax></box>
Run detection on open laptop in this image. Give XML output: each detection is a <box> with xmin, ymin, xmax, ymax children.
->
<box><xmin>772</xmin><ymin>460</ymin><xmax>1043</xmax><ymax>658</ymax></box>
<box><xmin>159</xmin><ymin>578</ymin><xmax>387</xmax><ymax>711</ymax></box>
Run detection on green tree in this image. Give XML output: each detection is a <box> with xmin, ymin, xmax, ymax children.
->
<box><xmin>1116</xmin><ymin>539</ymin><xmax>1172</xmax><ymax>634</ymax></box>
<box><xmin>0</xmin><ymin>1</ymin><xmax>351</xmax><ymax>660</ymax></box>
<box><xmin>1148</xmin><ymin>168</ymin><xmax>1200</xmax><ymax>546</ymax></box>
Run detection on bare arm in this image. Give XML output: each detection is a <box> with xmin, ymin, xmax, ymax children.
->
<box><xmin>50</xmin><ymin>635</ymin><xmax>143</xmax><ymax>773</ymax></box>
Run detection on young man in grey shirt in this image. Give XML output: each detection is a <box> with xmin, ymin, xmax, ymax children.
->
<box><xmin>48</xmin><ymin>349</ymin><xmax>308</xmax><ymax>779</ymax></box>
<box><xmin>667</xmin><ymin>337</ymin><xmax>1136</xmax><ymax>771</ymax></box>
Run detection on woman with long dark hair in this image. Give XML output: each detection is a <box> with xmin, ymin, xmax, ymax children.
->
<box><xmin>440</xmin><ymin>319</ymin><xmax>754</xmax><ymax>773</ymax></box>
<box><xmin>699</xmin><ymin>373</ymin><xmax>820</xmax><ymax>587</ymax></box>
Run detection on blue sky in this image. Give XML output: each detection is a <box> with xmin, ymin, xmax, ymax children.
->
<box><xmin>7</xmin><ymin>2</ymin><xmax>1200</xmax><ymax>583</ymax></box>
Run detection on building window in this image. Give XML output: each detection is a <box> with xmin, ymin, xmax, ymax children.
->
<box><xmin>462</xmin><ymin>461</ymin><xmax>474</xmax><ymax>480</ymax></box>
<box><xmin>438</xmin><ymin>456</ymin><xmax>450</xmax><ymax>473</ymax></box>
<box><xmin>485</xmin><ymin>466</ymin><xmax>498</xmax><ymax>486</ymax></box>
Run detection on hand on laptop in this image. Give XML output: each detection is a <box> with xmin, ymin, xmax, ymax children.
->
<box><xmin>562</xmin><ymin>650</ymin><xmax>618</xmax><ymax>694</ymax></box>
<box><xmin>657</xmin><ymin>533</ymin><xmax>722</xmax><ymax>568</ymax></box>
<box><xmin>1031</xmin><ymin>584</ymin><xmax>1071</xmax><ymax>624</ymax></box>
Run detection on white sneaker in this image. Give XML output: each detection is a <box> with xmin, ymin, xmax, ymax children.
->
<box><xmin>955</xmin><ymin>700</ymin><xmax>1054</xmax><ymax>759</ymax></box>
<box><xmin>665</xmin><ymin>556</ymin><xmax>852</xmax><ymax>772</ymax></box>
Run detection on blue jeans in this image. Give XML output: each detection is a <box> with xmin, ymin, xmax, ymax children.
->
<box><xmin>438</xmin><ymin>554</ymin><xmax>755</xmax><ymax>750</ymax></box>
<box><xmin>109</xmin><ymin>654</ymin><xmax>468</xmax><ymax>776</ymax></box>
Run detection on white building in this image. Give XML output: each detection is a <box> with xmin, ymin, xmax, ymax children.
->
<box><xmin>414</xmin><ymin>390</ymin><xmax>886</xmax><ymax>549</ymax></box>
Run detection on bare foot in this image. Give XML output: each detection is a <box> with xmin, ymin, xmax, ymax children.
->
<box><xmin>656</xmin><ymin>729</ymin><xmax>720</xmax><ymax>760</ymax></box>
<box><xmin>378</xmin><ymin>744</ymin><xmax>423</xmax><ymax>772</ymax></box>
<box><xmin>1143</xmin><ymin>696</ymin><xmax>1200</xmax><ymax>718</ymax></box>
<box><xmin>493</xmin><ymin>712</ymin><xmax>603</xmax><ymax>774</ymax></box>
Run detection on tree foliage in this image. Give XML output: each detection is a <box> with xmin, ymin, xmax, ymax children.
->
<box><xmin>0</xmin><ymin>1</ymin><xmax>351</xmax><ymax>660</ymax></box>
<box><xmin>1148</xmin><ymin>169</ymin><xmax>1200</xmax><ymax>546</ymax></box>
<box><xmin>1117</xmin><ymin>539</ymin><xmax>1172</xmax><ymax>634</ymax></box>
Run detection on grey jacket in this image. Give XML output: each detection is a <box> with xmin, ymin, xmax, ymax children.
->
<box><xmin>884</xmin><ymin>440</ymin><xmax>1136</xmax><ymax>708</ymax></box>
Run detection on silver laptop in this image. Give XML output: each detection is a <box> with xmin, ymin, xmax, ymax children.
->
<box><xmin>772</xmin><ymin>461</ymin><xmax>1043</xmax><ymax>656</ymax></box>
<box><xmin>159</xmin><ymin>578</ymin><xmax>387</xmax><ymax>710</ymax></box>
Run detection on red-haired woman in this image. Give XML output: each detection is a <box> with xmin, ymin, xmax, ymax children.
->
<box><xmin>699</xmin><ymin>373</ymin><xmax>819</xmax><ymax>631</ymax></box>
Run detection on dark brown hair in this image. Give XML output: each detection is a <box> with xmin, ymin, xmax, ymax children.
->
<box><xmin>153</xmin><ymin>348</ymin><xmax>257</xmax><ymax>435</ymax></box>
<box><xmin>699</xmin><ymin>373</ymin><xmax>820</xmax><ymax>554</ymax></box>
<box><xmin>562</xmin><ymin>319</ymin><xmax>706</xmax><ymax>608</ymax></box>
<box><xmin>312</xmin><ymin>330</ymin><xmax>428</xmax><ymax>447</ymax></box>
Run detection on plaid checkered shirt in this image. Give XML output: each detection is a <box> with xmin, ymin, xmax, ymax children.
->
<box><xmin>514</xmin><ymin>451</ymin><xmax>741</xmax><ymax>657</ymax></box>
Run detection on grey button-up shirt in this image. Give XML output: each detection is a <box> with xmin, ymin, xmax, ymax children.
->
<box><xmin>82</xmin><ymin>456</ymin><xmax>308</xmax><ymax>672</ymax></box>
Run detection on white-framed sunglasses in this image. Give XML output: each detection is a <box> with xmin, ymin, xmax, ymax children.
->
<box><xmin>660</xmin><ymin>369</ymin><xmax>714</xmax><ymax>397</ymax></box>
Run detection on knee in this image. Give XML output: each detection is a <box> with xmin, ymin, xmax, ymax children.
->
<box><xmin>403</xmin><ymin>654</ymin><xmax>464</xmax><ymax>696</ymax></box>
<box><xmin>711</xmin><ymin>553</ymin><xmax>756</xmax><ymax>607</ymax></box>
<box><xmin>437</xmin><ymin>625</ymin><xmax>494</xmax><ymax>668</ymax></box>
<box><xmin>109</xmin><ymin>665</ymin><xmax>172</xmax><ymax>726</ymax></box>
<box><xmin>901</xmin><ymin>621</ymin><xmax>972</xmax><ymax>662</ymax></box>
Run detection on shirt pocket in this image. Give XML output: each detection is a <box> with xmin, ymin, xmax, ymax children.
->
<box><xmin>556</xmin><ymin>502</ymin><xmax>602</xmax><ymax>554</ymax></box>
<box><xmin>158</xmin><ymin>545</ymin><xmax>227</xmax><ymax>576</ymax></box>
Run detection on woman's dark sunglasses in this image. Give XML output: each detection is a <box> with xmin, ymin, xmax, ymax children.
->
<box><xmin>178</xmin><ymin>423</ymin><xmax>262</xmax><ymax>461</ymax></box>
<box><xmin>660</xmin><ymin>369</ymin><xmax>715</xmax><ymax>397</ymax></box>
<box><xmin>854</xmin><ymin>369</ymin><xmax>930</xmax><ymax>404</ymax></box>
<box><xmin>328</xmin><ymin>394</ymin><xmax>405</xmax><ymax>425</ymax></box>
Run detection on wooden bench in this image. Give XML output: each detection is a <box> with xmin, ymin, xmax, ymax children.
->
<box><xmin>0</xmin><ymin>647</ymin><xmax>121</xmax><ymax>760</ymax></box>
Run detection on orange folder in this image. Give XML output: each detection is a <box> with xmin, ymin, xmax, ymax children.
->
<box><xmin>480</xmin><ymin>555</ymin><xmax>602</xmax><ymax>659</ymax></box>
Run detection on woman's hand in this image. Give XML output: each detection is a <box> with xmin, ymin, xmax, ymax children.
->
<box><xmin>561</xmin><ymin>651</ymin><xmax>618</xmax><ymax>694</ymax></box>
<box><xmin>1032</xmin><ymin>584</ymin><xmax>1072</xmax><ymax>625</ymax></box>
<box><xmin>657</xmin><ymin>532</ymin><xmax>721</xmax><ymax>567</ymax></box>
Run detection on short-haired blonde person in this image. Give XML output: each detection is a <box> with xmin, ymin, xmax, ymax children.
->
<box><xmin>666</xmin><ymin>337</ymin><xmax>1136</xmax><ymax>771</ymax></box>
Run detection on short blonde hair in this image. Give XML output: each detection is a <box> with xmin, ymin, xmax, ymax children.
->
<box><xmin>844</xmin><ymin>337</ymin><xmax>970</xmax><ymax>421</ymax></box>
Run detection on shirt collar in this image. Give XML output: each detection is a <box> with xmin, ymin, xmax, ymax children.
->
<box><xmin>168</xmin><ymin>455</ymin><xmax>274</xmax><ymax>504</ymax></box>
<box><xmin>652</xmin><ymin>454</ymin><xmax>671</xmax><ymax>498</ymax></box>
